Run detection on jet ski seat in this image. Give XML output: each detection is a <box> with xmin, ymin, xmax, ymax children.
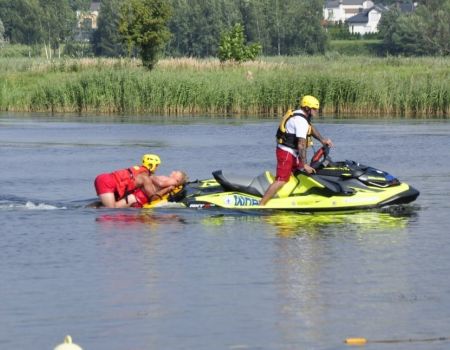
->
<box><xmin>212</xmin><ymin>170</ymin><xmax>272</xmax><ymax>197</ymax></box>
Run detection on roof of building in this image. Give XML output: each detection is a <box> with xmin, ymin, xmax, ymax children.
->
<box><xmin>90</xmin><ymin>1</ymin><xmax>100</xmax><ymax>11</ymax></box>
<box><xmin>325</xmin><ymin>0</ymin><xmax>367</xmax><ymax>8</ymax></box>
<box><xmin>398</xmin><ymin>2</ymin><xmax>416</xmax><ymax>13</ymax></box>
<box><xmin>346</xmin><ymin>4</ymin><xmax>388</xmax><ymax>24</ymax></box>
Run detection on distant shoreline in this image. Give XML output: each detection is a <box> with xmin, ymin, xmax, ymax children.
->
<box><xmin>1</xmin><ymin>56</ymin><xmax>449</xmax><ymax>117</ymax></box>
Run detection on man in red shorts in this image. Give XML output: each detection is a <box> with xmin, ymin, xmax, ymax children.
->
<box><xmin>94</xmin><ymin>154</ymin><xmax>162</xmax><ymax>208</ymax></box>
<box><xmin>260</xmin><ymin>95</ymin><xmax>333</xmax><ymax>205</ymax></box>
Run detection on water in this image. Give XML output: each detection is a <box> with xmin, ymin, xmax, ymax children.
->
<box><xmin>1</xmin><ymin>113</ymin><xmax>449</xmax><ymax>350</ymax></box>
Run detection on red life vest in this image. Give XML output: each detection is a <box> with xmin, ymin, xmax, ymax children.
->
<box><xmin>112</xmin><ymin>165</ymin><xmax>151</xmax><ymax>199</ymax></box>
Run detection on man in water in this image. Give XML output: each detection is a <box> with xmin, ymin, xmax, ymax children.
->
<box><xmin>116</xmin><ymin>170</ymin><xmax>188</xmax><ymax>208</ymax></box>
<box><xmin>94</xmin><ymin>154</ymin><xmax>167</xmax><ymax>208</ymax></box>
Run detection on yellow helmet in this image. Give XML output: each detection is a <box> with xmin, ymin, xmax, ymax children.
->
<box><xmin>142</xmin><ymin>154</ymin><xmax>161</xmax><ymax>172</ymax></box>
<box><xmin>300</xmin><ymin>95</ymin><xmax>320</xmax><ymax>109</ymax></box>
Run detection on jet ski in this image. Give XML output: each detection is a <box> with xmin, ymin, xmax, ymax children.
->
<box><xmin>145</xmin><ymin>146</ymin><xmax>419</xmax><ymax>212</ymax></box>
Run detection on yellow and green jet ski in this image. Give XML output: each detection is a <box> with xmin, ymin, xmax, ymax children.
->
<box><xmin>152</xmin><ymin>146</ymin><xmax>419</xmax><ymax>212</ymax></box>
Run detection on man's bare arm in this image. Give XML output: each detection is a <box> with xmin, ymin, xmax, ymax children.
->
<box><xmin>311</xmin><ymin>125</ymin><xmax>333</xmax><ymax>147</ymax></box>
<box><xmin>298</xmin><ymin>138</ymin><xmax>316</xmax><ymax>174</ymax></box>
<box><xmin>297</xmin><ymin>138</ymin><xmax>308</xmax><ymax>166</ymax></box>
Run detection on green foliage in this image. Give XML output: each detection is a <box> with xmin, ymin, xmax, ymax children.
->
<box><xmin>286</xmin><ymin>0</ymin><xmax>327</xmax><ymax>55</ymax></box>
<box><xmin>329</xmin><ymin>40</ymin><xmax>383</xmax><ymax>56</ymax></box>
<box><xmin>166</xmin><ymin>0</ymin><xmax>327</xmax><ymax>57</ymax></box>
<box><xmin>2</xmin><ymin>56</ymin><xmax>449</xmax><ymax>117</ymax></box>
<box><xmin>379</xmin><ymin>0</ymin><xmax>450</xmax><ymax>56</ymax></box>
<box><xmin>167</xmin><ymin>0</ymin><xmax>241</xmax><ymax>57</ymax></box>
<box><xmin>417</xmin><ymin>0</ymin><xmax>450</xmax><ymax>55</ymax></box>
<box><xmin>68</xmin><ymin>0</ymin><xmax>91</xmax><ymax>11</ymax></box>
<box><xmin>38</xmin><ymin>0</ymin><xmax>76</xmax><ymax>50</ymax></box>
<box><xmin>218</xmin><ymin>24</ymin><xmax>261</xmax><ymax>63</ymax></box>
<box><xmin>93</xmin><ymin>0</ymin><xmax>126</xmax><ymax>57</ymax></box>
<box><xmin>0</xmin><ymin>19</ymin><xmax>5</xmax><ymax>44</ymax></box>
<box><xmin>119</xmin><ymin>0</ymin><xmax>172</xmax><ymax>69</ymax></box>
<box><xmin>0</xmin><ymin>0</ymin><xmax>76</xmax><ymax>55</ymax></box>
<box><xmin>0</xmin><ymin>0</ymin><xmax>43</xmax><ymax>44</ymax></box>
<box><xmin>0</xmin><ymin>44</ymin><xmax>41</xmax><ymax>57</ymax></box>
<box><xmin>63</xmin><ymin>41</ymin><xmax>94</xmax><ymax>57</ymax></box>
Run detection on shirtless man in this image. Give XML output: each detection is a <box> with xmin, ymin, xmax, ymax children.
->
<box><xmin>116</xmin><ymin>170</ymin><xmax>188</xmax><ymax>208</ymax></box>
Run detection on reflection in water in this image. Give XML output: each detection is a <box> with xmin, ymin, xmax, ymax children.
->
<box><xmin>263</xmin><ymin>206</ymin><xmax>417</xmax><ymax>238</ymax></box>
<box><xmin>270</xmin><ymin>206</ymin><xmax>418</xmax><ymax>347</ymax></box>
<box><xmin>196</xmin><ymin>207</ymin><xmax>418</xmax><ymax>347</ymax></box>
<box><xmin>197</xmin><ymin>205</ymin><xmax>417</xmax><ymax>238</ymax></box>
<box><xmin>95</xmin><ymin>211</ymin><xmax>187</xmax><ymax>230</ymax></box>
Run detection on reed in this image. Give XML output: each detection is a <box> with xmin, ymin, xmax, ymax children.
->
<box><xmin>1</xmin><ymin>56</ymin><xmax>449</xmax><ymax>117</ymax></box>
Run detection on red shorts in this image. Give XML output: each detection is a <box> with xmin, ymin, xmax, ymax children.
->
<box><xmin>94</xmin><ymin>173</ymin><xmax>117</xmax><ymax>195</ymax></box>
<box><xmin>275</xmin><ymin>147</ymin><xmax>301</xmax><ymax>181</ymax></box>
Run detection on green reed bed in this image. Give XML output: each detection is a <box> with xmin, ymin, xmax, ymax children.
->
<box><xmin>0</xmin><ymin>56</ymin><xmax>449</xmax><ymax>117</ymax></box>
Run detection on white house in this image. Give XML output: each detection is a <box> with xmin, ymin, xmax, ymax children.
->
<box><xmin>323</xmin><ymin>0</ymin><xmax>374</xmax><ymax>23</ymax></box>
<box><xmin>346</xmin><ymin>4</ymin><xmax>389</xmax><ymax>34</ymax></box>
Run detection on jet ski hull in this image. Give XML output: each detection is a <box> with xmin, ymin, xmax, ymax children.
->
<box><xmin>181</xmin><ymin>182</ymin><xmax>419</xmax><ymax>212</ymax></box>
<box><xmin>144</xmin><ymin>147</ymin><xmax>420</xmax><ymax>211</ymax></box>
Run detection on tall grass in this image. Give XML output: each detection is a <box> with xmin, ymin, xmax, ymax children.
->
<box><xmin>1</xmin><ymin>56</ymin><xmax>449</xmax><ymax>117</ymax></box>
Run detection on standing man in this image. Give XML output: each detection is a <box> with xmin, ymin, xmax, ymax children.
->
<box><xmin>260</xmin><ymin>95</ymin><xmax>333</xmax><ymax>206</ymax></box>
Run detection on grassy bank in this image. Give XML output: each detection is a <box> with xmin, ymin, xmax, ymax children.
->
<box><xmin>0</xmin><ymin>56</ymin><xmax>449</xmax><ymax>117</ymax></box>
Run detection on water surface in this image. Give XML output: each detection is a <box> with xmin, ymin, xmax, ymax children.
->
<box><xmin>1</xmin><ymin>113</ymin><xmax>449</xmax><ymax>350</ymax></box>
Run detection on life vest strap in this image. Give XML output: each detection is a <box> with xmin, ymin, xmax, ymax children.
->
<box><xmin>127</xmin><ymin>168</ymin><xmax>134</xmax><ymax>179</ymax></box>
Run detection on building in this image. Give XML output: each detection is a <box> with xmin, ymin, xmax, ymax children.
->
<box><xmin>76</xmin><ymin>1</ymin><xmax>100</xmax><ymax>30</ymax></box>
<box><xmin>75</xmin><ymin>1</ymin><xmax>100</xmax><ymax>41</ymax></box>
<box><xmin>323</xmin><ymin>0</ymin><xmax>374</xmax><ymax>23</ymax></box>
<box><xmin>324</xmin><ymin>1</ymin><xmax>418</xmax><ymax>35</ymax></box>
<box><xmin>346</xmin><ymin>4</ymin><xmax>389</xmax><ymax>34</ymax></box>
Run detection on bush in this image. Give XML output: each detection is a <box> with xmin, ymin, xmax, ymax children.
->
<box><xmin>218</xmin><ymin>24</ymin><xmax>262</xmax><ymax>63</ymax></box>
<box><xmin>328</xmin><ymin>40</ymin><xmax>383</xmax><ymax>56</ymax></box>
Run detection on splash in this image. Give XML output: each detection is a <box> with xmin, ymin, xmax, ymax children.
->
<box><xmin>0</xmin><ymin>200</ymin><xmax>66</xmax><ymax>210</ymax></box>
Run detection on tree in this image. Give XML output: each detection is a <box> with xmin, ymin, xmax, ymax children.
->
<box><xmin>417</xmin><ymin>0</ymin><xmax>450</xmax><ymax>55</ymax></box>
<box><xmin>379</xmin><ymin>0</ymin><xmax>450</xmax><ymax>56</ymax></box>
<box><xmin>286</xmin><ymin>0</ymin><xmax>327</xmax><ymax>54</ymax></box>
<box><xmin>245</xmin><ymin>0</ymin><xmax>327</xmax><ymax>55</ymax></box>
<box><xmin>0</xmin><ymin>0</ymin><xmax>42</xmax><ymax>44</ymax></box>
<box><xmin>38</xmin><ymin>0</ymin><xmax>76</xmax><ymax>59</ymax></box>
<box><xmin>93</xmin><ymin>0</ymin><xmax>126</xmax><ymax>57</ymax></box>
<box><xmin>218</xmin><ymin>23</ymin><xmax>261</xmax><ymax>62</ymax></box>
<box><xmin>167</xmin><ymin>0</ymin><xmax>242</xmax><ymax>57</ymax></box>
<box><xmin>165</xmin><ymin>0</ymin><xmax>327</xmax><ymax>57</ymax></box>
<box><xmin>119</xmin><ymin>0</ymin><xmax>172</xmax><ymax>69</ymax></box>
<box><xmin>68</xmin><ymin>0</ymin><xmax>91</xmax><ymax>11</ymax></box>
<box><xmin>0</xmin><ymin>18</ymin><xmax>5</xmax><ymax>44</ymax></box>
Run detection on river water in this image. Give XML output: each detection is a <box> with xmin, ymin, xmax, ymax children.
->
<box><xmin>1</xmin><ymin>113</ymin><xmax>449</xmax><ymax>350</ymax></box>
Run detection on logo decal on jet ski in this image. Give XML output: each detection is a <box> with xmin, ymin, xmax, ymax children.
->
<box><xmin>225</xmin><ymin>195</ymin><xmax>259</xmax><ymax>206</ymax></box>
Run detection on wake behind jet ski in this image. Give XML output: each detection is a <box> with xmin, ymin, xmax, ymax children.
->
<box><xmin>147</xmin><ymin>146</ymin><xmax>419</xmax><ymax>212</ymax></box>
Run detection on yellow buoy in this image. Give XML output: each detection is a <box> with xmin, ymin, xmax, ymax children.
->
<box><xmin>54</xmin><ymin>335</ymin><xmax>83</xmax><ymax>350</ymax></box>
<box><xmin>345</xmin><ymin>338</ymin><xmax>368</xmax><ymax>346</ymax></box>
<box><xmin>344</xmin><ymin>335</ymin><xmax>450</xmax><ymax>345</ymax></box>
